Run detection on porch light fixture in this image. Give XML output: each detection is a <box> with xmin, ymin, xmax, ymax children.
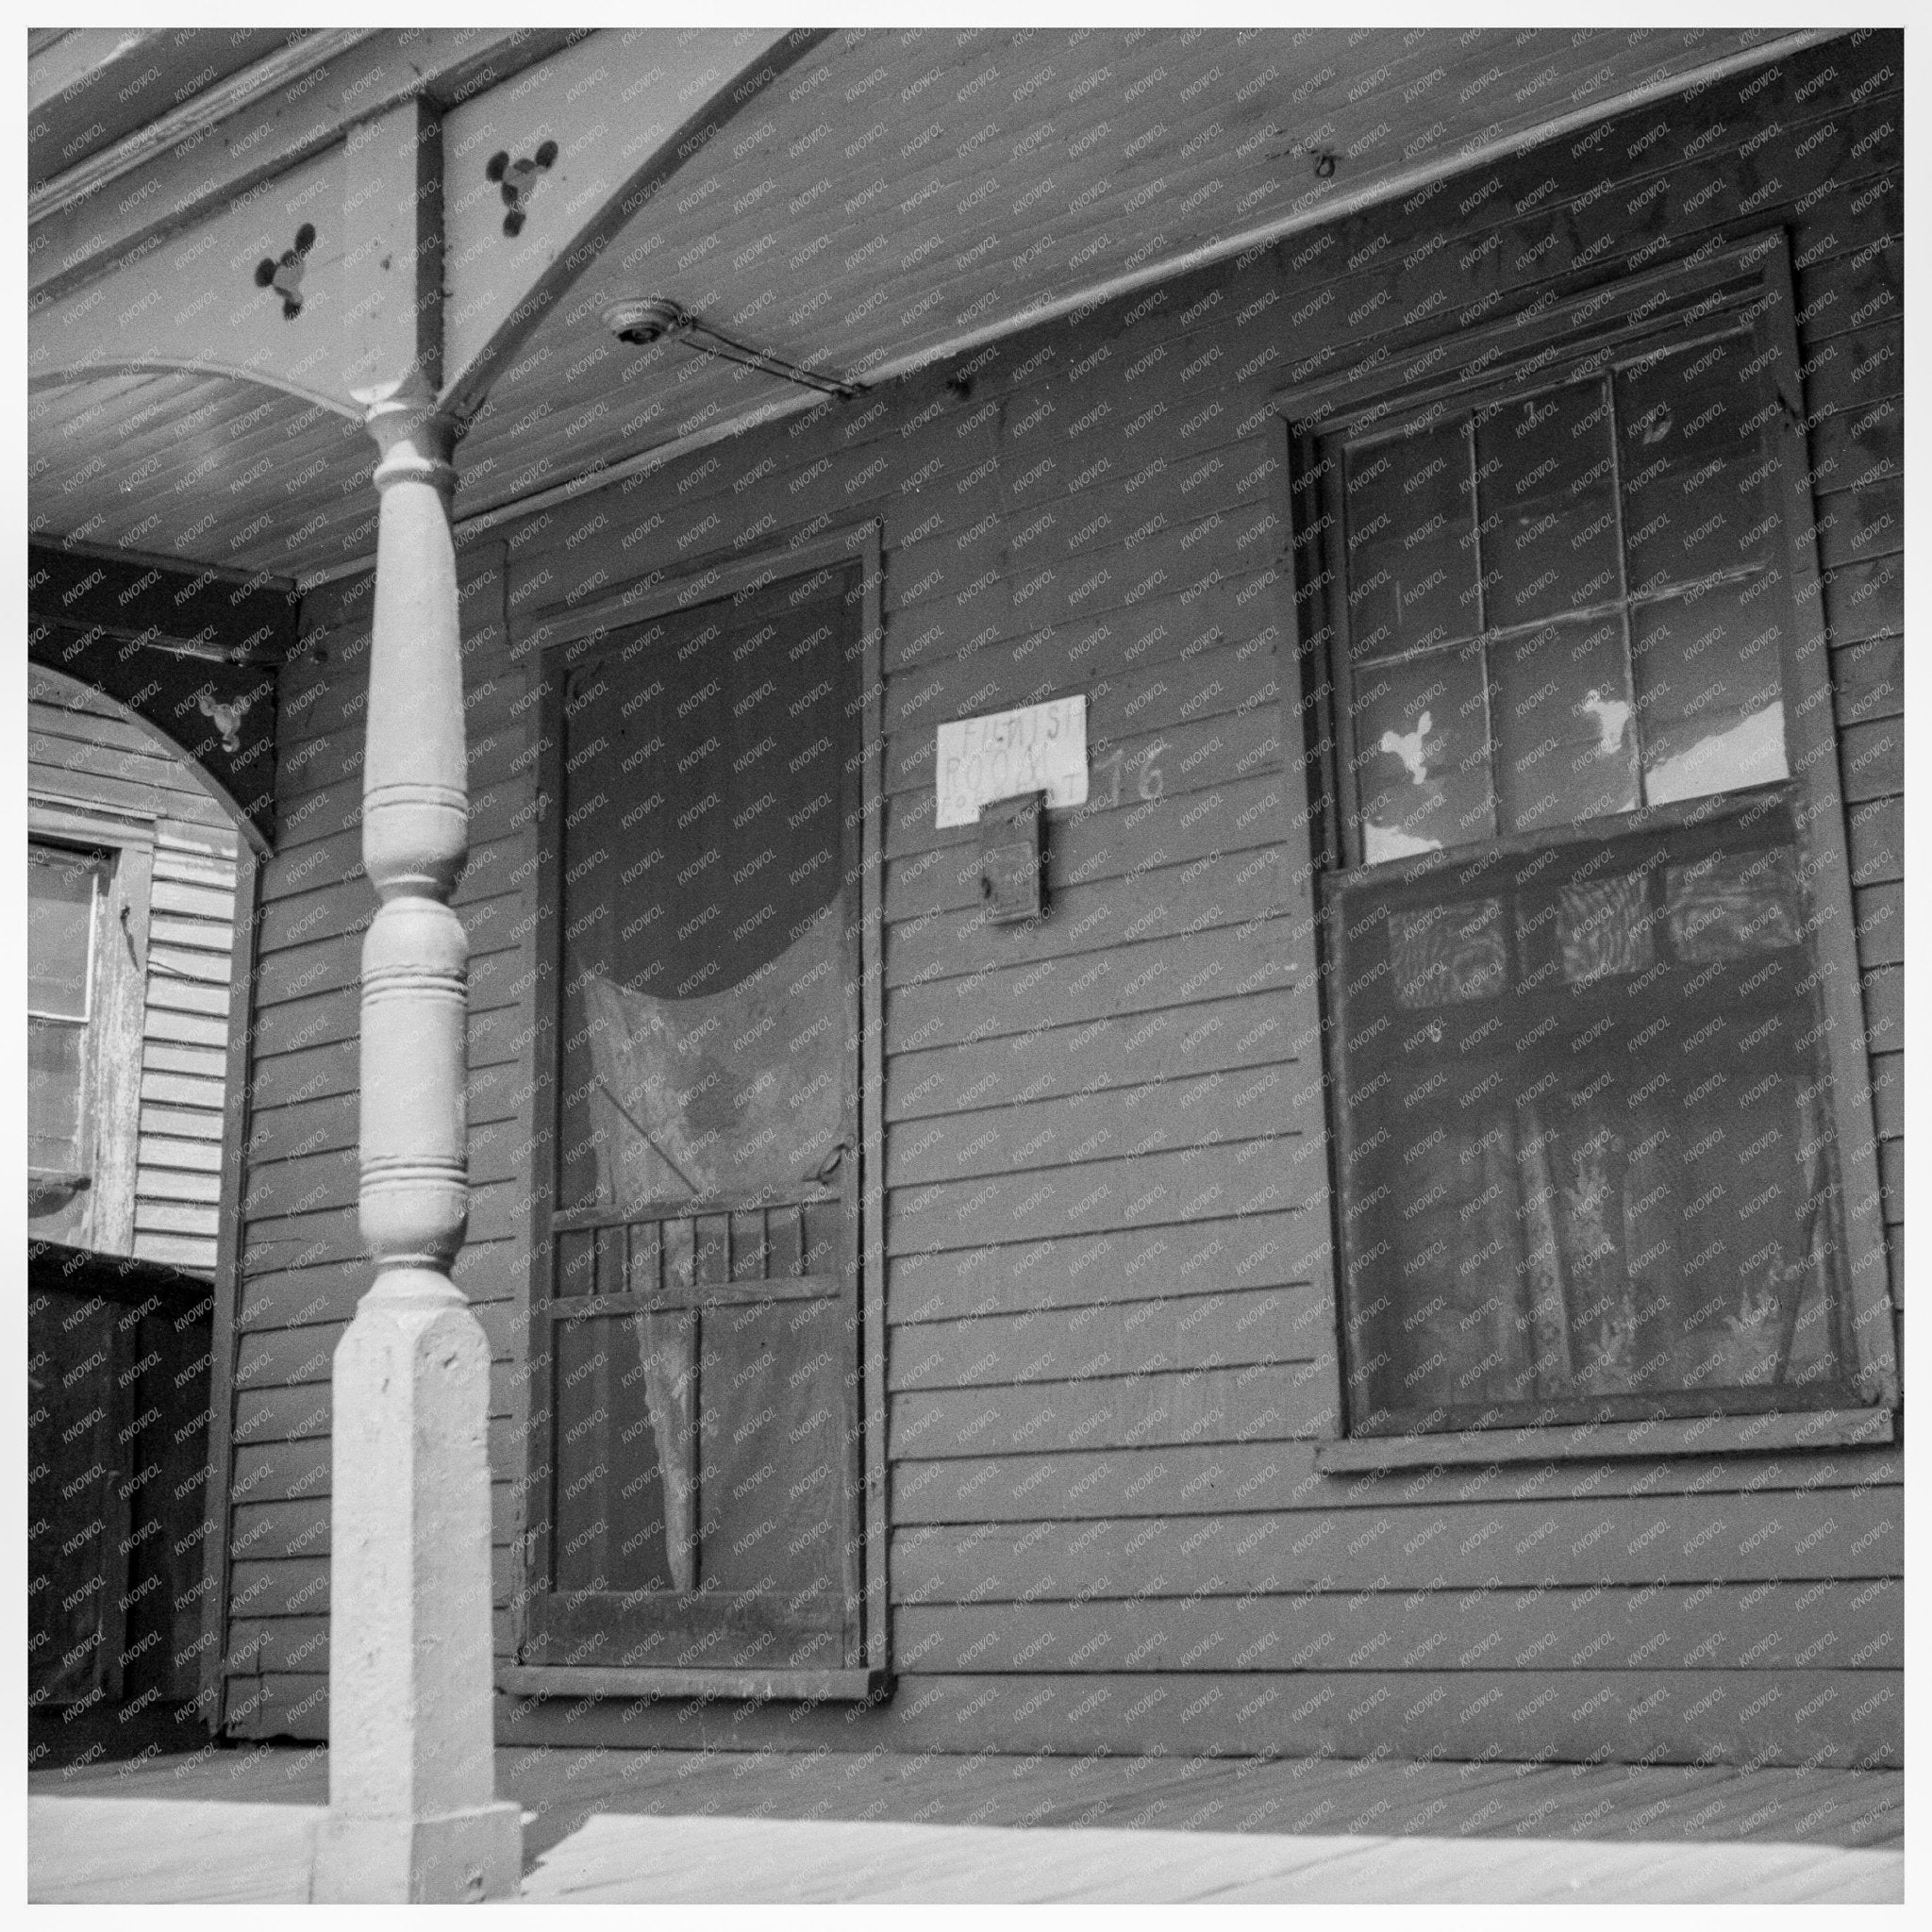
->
<box><xmin>602</xmin><ymin>296</ymin><xmax>866</xmax><ymax>400</ymax></box>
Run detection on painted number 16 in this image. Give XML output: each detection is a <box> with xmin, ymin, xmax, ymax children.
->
<box><xmin>1097</xmin><ymin>741</ymin><xmax>1166</xmax><ymax>807</ymax></box>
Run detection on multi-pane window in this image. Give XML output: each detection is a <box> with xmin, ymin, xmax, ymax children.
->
<box><xmin>1338</xmin><ymin>326</ymin><xmax>1789</xmax><ymax>865</ymax></box>
<box><xmin>1304</xmin><ymin>266</ymin><xmax>1879</xmax><ymax>1436</ymax></box>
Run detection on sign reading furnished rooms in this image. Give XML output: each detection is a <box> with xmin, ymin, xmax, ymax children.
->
<box><xmin>935</xmin><ymin>694</ymin><xmax>1089</xmax><ymax>827</ymax></box>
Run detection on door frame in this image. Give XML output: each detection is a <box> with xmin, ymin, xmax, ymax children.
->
<box><xmin>505</xmin><ymin>519</ymin><xmax>891</xmax><ymax>1704</ymax></box>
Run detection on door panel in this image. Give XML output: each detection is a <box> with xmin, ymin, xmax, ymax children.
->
<box><xmin>525</xmin><ymin>564</ymin><xmax>865</xmax><ymax>1671</ymax></box>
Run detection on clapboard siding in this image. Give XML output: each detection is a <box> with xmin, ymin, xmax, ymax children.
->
<box><xmin>890</xmin><ymin>1210</ymin><xmax>1323</xmax><ymax>1324</ymax></box>
<box><xmin>475</xmin><ymin>1663</ymin><xmax>1909</xmax><ymax>1767</ymax></box>
<box><xmin>892</xmin><ymin>1585</ymin><xmax>1902</xmax><ymax>1677</ymax></box>
<box><xmin>888</xmin><ymin>919</ymin><xmax>1302</xmax><ymax>1052</ymax></box>
<box><xmin>890</xmin><ymin>1283</ymin><xmax>1329</xmax><ymax>1392</ymax></box>
<box><xmin>227</xmin><ymin>1417</ymin><xmax>521</xmax><ymax>1505</ymax></box>
<box><xmin>30</xmin><ymin>686</ymin><xmax>241</xmax><ymax>1274</ymax></box>
<box><xmin>892</xmin><ymin>1492</ymin><xmax>1902</xmax><ymax>1601</ymax></box>
<box><xmin>886</xmin><ymin>1065</ymin><xmax>1306</xmax><ymax>1191</ymax></box>
<box><xmin>220</xmin><ymin>35</ymin><xmax>1903</xmax><ymax>1764</ymax></box>
<box><xmin>893</xmin><ymin>1441</ymin><xmax>1900</xmax><ymax>1521</ymax></box>
<box><xmin>887</xmin><ymin>988</ymin><xmax>1303</xmax><ymax>1123</ymax></box>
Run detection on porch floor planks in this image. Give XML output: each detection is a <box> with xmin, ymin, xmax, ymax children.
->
<box><xmin>891</xmin><ymin>1749</ymin><xmax>1246</xmax><ymax>1832</ymax></box>
<box><xmin>28</xmin><ymin>1743</ymin><xmax>1903</xmax><ymax>1901</ymax></box>
<box><xmin>1197</xmin><ymin>1833</ymin><xmax>1901</xmax><ymax>1906</ymax></box>
<box><xmin>1033</xmin><ymin>1755</ymin><xmax>1301</xmax><ymax>1832</ymax></box>
<box><xmin>33</xmin><ymin>1741</ymin><xmax>1907</xmax><ymax>1841</ymax></box>
<box><xmin>513</xmin><ymin>1752</ymin><xmax>732</xmax><ymax>1864</ymax></box>
<box><xmin>28</xmin><ymin>1798</ymin><xmax>317</xmax><ymax>1905</ymax></box>
<box><xmin>1214</xmin><ymin>1755</ymin><xmax>1533</xmax><ymax>1835</ymax></box>
<box><xmin>1632</xmin><ymin>1763</ymin><xmax>1906</xmax><ymax>1847</ymax></box>
<box><xmin>1455</xmin><ymin>1760</ymin><xmax>1755</xmax><ymax>1843</ymax></box>
<box><xmin>1240</xmin><ymin>1757</ymin><xmax>1570</xmax><ymax>1842</ymax></box>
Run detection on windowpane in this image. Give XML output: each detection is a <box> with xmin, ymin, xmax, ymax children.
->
<box><xmin>1667</xmin><ymin>847</ymin><xmax>1802</xmax><ymax>959</ymax></box>
<box><xmin>1631</xmin><ymin>582</ymin><xmax>1788</xmax><ymax>804</ymax></box>
<box><xmin>1345</xmin><ymin>1109</ymin><xmax>1541</xmax><ymax>1414</ymax></box>
<box><xmin>1389</xmin><ymin>898</ymin><xmax>1506</xmax><ymax>1008</ymax></box>
<box><xmin>1491</xmin><ymin>616</ymin><xmax>1640</xmax><ymax>832</ymax></box>
<box><xmin>1535</xmin><ymin>1057</ymin><xmax>1832</xmax><ymax>1397</ymax></box>
<box><xmin>28</xmin><ymin>845</ymin><xmax>103</xmax><ymax>1018</ymax></box>
<box><xmin>29</xmin><ymin>1019</ymin><xmax>85</xmax><ymax>1172</ymax></box>
<box><xmin>1351</xmin><ymin>641</ymin><xmax>1493</xmax><ymax>861</ymax></box>
<box><xmin>1617</xmin><ymin>333</ymin><xmax>1781</xmax><ymax>592</ymax></box>
<box><xmin>1476</xmin><ymin>380</ymin><xmax>1620</xmax><ymax>627</ymax></box>
<box><xmin>1343</xmin><ymin>420</ymin><xmax>1474</xmax><ymax>661</ymax></box>
<box><xmin>1554</xmin><ymin>873</ymin><xmax>1657</xmax><ymax>985</ymax></box>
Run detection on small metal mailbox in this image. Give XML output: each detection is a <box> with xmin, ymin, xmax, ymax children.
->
<box><xmin>977</xmin><ymin>791</ymin><xmax>1046</xmax><ymax>924</ymax></box>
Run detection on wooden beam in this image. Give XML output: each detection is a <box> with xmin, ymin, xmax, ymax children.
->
<box><xmin>341</xmin><ymin>99</ymin><xmax>443</xmax><ymax>404</ymax></box>
<box><xmin>28</xmin><ymin>29</ymin><xmax>172</xmax><ymax>117</ymax></box>
<box><xmin>28</xmin><ymin>28</ymin><xmax>576</xmax><ymax>307</ymax></box>
<box><xmin>29</xmin><ymin>29</ymin><xmax>308</xmax><ymax>198</ymax></box>
<box><xmin>27</xmin><ymin>541</ymin><xmax>298</xmax><ymax>655</ymax></box>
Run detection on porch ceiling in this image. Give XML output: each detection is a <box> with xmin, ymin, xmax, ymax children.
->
<box><xmin>28</xmin><ymin>371</ymin><xmax>373</xmax><ymax>578</ymax></box>
<box><xmin>25</xmin><ymin>25</ymin><xmax>1805</xmax><ymax>586</ymax></box>
<box><xmin>448</xmin><ymin>25</ymin><xmax>1796</xmax><ymax>525</ymax></box>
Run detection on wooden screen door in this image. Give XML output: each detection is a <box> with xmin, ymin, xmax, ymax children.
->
<box><xmin>524</xmin><ymin>559</ymin><xmax>870</xmax><ymax>1674</ymax></box>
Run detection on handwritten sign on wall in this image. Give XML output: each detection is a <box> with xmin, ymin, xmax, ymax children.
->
<box><xmin>935</xmin><ymin>695</ymin><xmax>1088</xmax><ymax>827</ymax></box>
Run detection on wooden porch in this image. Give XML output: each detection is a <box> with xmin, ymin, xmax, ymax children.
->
<box><xmin>30</xmin><ymin>1742</ymin><xmax>1903</xmax><ymax>1903</ymax></box>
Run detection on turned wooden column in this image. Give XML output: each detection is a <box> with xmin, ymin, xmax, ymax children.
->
<box><xmin>310</xmin><ymin>384</ymin><xmax>521</xmax><ymax>1903</ymax></box>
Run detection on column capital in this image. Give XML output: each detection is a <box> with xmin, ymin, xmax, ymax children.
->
<box><xmin>357</xmin><ymin>375</ymin><xmax>461</xmax><ymax>497</ymax></box>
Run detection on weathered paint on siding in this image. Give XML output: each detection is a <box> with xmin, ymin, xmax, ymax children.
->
<box><xmin>30</xmin><ymin>688</ymin><xmax>241</xmax><ymax>1274</ymax></box>
<box><xmin>220</xmin><ymin>32</ymin><xmax>1901</xmax><ymax>1766</ymax></box>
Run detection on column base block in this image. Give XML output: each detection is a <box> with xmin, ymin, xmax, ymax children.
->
<box><xmin>311</xmin><ymin>1799</ymin><xmax>523</xmax><ymax>1903</ymax></box>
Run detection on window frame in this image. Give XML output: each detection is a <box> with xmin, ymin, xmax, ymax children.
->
<box><xmin>27</xmin><ymin>804</ymin><xmax>156</xmax><ymax>1255</ymax></box>
<box><xmin>506</xmin><ymin>520</ymin><xmax>891</xmax><ymax>1704</ymax></box>
<box><xmin>1273</xmin><ymin>231</ymin><xmax>1897</xmax><ymax>1468</ymax></box>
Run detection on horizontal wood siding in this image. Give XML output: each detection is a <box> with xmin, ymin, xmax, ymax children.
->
<box><xmin>221</xmin><ymin>34</ymin><xmax>1900</xmax><ymax>1766</ymax></box>
<box><xmin>30</xmin><ymin>687</ymin><xmax>241</xmax><ymax>1273</ymax></box>
<box><xmin>134</xmin><ymin>830</ymin><xmax>239</xmax><ymax>1272</ymax></box>
<box><xmin>28</xmin><ymin>687</ymin><xmax>238</xmax><ymax>837</ymax></box>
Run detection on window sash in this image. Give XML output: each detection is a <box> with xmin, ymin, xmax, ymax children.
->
<box><xmin>1324</xmin><ymin>315</ymin><xmax>1792</xmax><ymax>870</ymax></box>
<box><xmin>27</xmin><ymin>841</ymin><xmax>108</xmax><ymax>1182</ymax></box>
<box><xmin>1321</xmin><ymin>784</ymin><xmax>1858</xmax><ymax>1435</ymax></box>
